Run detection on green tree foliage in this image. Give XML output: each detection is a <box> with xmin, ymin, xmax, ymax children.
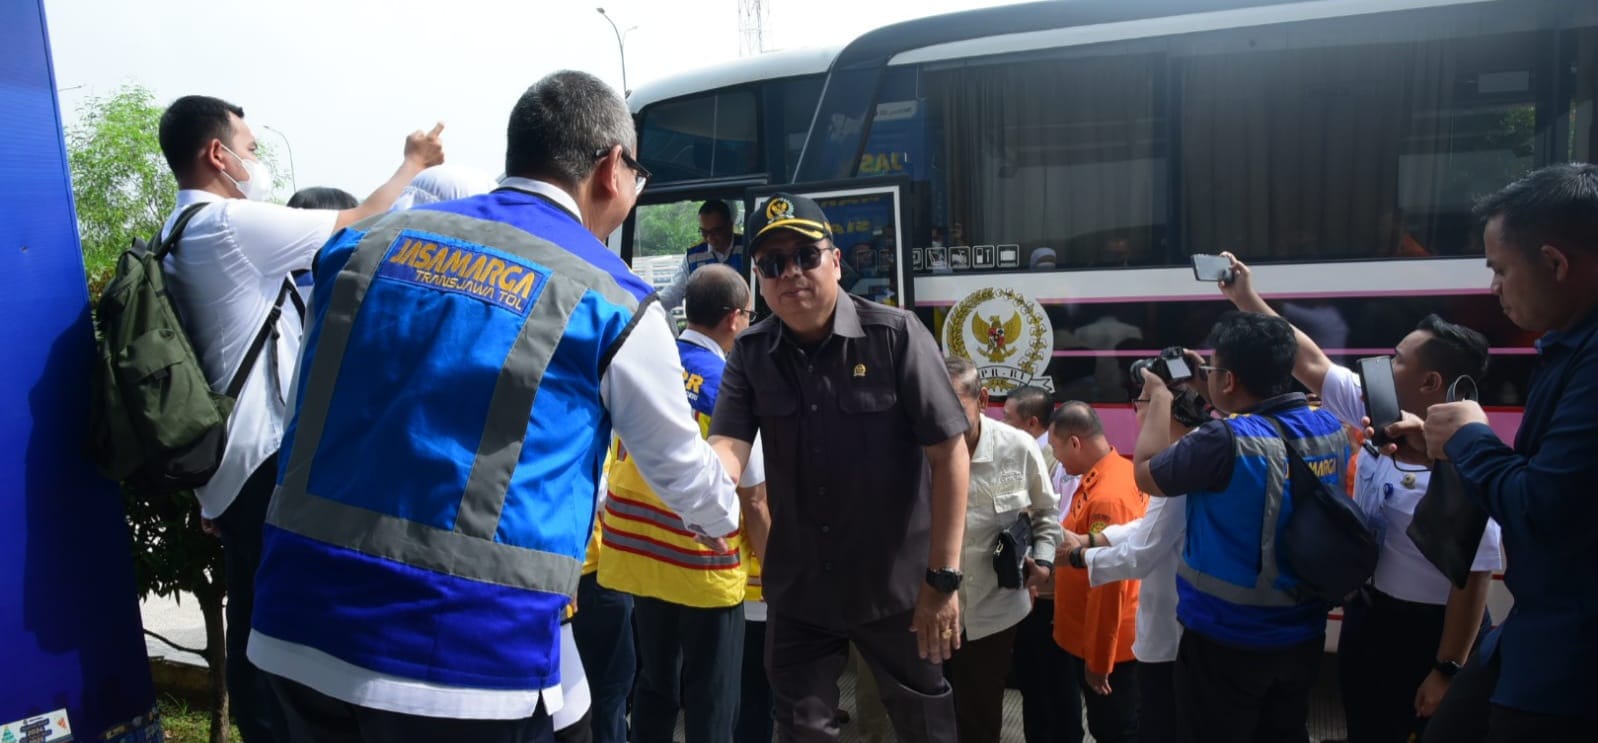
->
<box><xmin>634</xmin><ymin>200</ymin><xmax>703</xmax><ymax>256</ymax></box>
<box><xmin>68</xmin><ymin>85</ymin><xmax>176</xmax><ymax>295</ymax></box>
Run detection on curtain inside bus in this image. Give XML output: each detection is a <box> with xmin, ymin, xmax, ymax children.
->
<box><xmin>928</xmin><ymin>55</ymin><xmax>1165</xmax><ymax>269</ymax></box>
<box><xmin>1181</xmin><ymin>33</ymin><xmax>1537</xmax><ymax>262</ymax></box>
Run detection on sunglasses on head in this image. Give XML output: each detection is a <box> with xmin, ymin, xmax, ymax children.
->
<box><xmin>754</xmin><ymin>243</ymin><xmax>833</xmax><ymax>279</ymax></box>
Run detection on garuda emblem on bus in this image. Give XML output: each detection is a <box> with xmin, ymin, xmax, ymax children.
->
<box><xmin>972</xmin><ymin>313</ymin><xmax>1022</xmax><ymax>363</ymax></box>
<box><xmin>943</xmin><ymin>287</ymin><xmax>1054</xmax><ymax>394</ymax></box>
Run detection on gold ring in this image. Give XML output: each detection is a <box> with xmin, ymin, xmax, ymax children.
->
<box><xmin>941</xmin><ymin>629</ymin><xmax>954</xmax><ymax>639</ymax></box>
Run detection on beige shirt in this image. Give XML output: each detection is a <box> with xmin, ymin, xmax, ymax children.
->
<box><xmin>959</xmin><ymin>417</ymin><xmax>1062</xmax><ymax>640</ymax></box>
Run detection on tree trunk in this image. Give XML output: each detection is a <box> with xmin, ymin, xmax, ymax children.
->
<box><xmin>197</xmin><ymin>588</ymin><xmax>230</xmax><ymax>743</ymax></box>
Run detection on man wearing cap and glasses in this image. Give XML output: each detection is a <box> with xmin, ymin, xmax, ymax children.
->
<box><xmin>707</xmin><ymin>193</ymin><xmax>971</xmax><ymax>741</ymax></box>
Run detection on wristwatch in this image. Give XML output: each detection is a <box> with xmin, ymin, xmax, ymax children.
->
<box><xmin>925</xmin><ymin>568</ymin><xmax>963</xmax><ymax>593</ymax></box>
<box><xmin>1034</xmin><ymin>559</ymin><xmax>1054</xmax><ymax>570</ymax></box>
<box><xmin>1434</xmin><ymin>660</ymin><xmax>1462</xmax><ymax>678</ymax></box>
<box><xmin>1067</xmin><ymin>547</ymin><xmax>1087</xmax><ymax>569</ymax></box>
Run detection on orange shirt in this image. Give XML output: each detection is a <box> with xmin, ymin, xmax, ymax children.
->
<box><xmin>1054</xmin><ymin>449</ymin><xmax>1147</xmax><ymax>675</ymax></box>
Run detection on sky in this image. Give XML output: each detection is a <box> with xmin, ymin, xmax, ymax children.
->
<box><xmin>46</xmin><ymin>0</ymin><xmax>1017</xmax><ymax>195</ymax></box>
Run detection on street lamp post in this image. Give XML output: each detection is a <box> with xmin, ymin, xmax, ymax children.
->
<box><xmin>262</xmin><ymin>124</ymin><xmax>298</xmax><ymax>193</ymax></box>
<box><xmin>595</xmin><ymin>7</ymin><xmax>636</xmax><ymax>95</ymax></box>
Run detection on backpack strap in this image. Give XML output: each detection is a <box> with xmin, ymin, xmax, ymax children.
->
<box><xmin>152</xmin><ymin>202</ymin><xmax>210</xmax><ymax>260</ymax></box>
<box><xmin>225</xmin><ymin>277</ymin><xmax>303</xmax><ymax>400</ymax></box>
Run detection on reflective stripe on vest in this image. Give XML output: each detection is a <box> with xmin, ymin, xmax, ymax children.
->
<box><xmin>1177</xmin><ymin>421</ymin><xmax>1348</xmax><ymax>608</ymax></box>
<box><xmin>269</xmin><ymin>208</ymin><xmax>640</xmax><ymax>598</ymax></box>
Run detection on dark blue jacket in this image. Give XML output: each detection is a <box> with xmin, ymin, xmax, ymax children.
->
<box><xmin>1446</xmin><ymin>306</ymin><xmax>1598</xmax><ymax>719</ymax></box>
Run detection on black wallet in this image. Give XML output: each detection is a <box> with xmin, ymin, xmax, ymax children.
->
<box><xmin>993</xmin><ymin>512</ymin><xmax>1034</xmax><ymax>589</ymax></box>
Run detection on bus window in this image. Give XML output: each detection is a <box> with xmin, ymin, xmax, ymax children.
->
<box><xmin>923</xmin><ymin>53</ymin><xmax>1168</xmax><ymax>272</ymax></box>
<box><xmin>764</xmin><ymin>76</ymin><xmax>825</xmax><ymax>182</ymax></box>
<box><xmin>1179</xmin><ymin>29</ymin><xmax>1542</xmax><ymax>261</ymax></box>
<box><xmin>638</xmin><ymin>90</ymin><xmax>761</xmax><ymax>182</ymax></box>
<box><xmin>1566</xmin><ymin>24</ymin><xmax>1598</xmax><ymax>164</ymax></box>
<box><xmin>631</xmin><ymin>198</ymin><xmax>748</xmax><ymax>328</ymax></box>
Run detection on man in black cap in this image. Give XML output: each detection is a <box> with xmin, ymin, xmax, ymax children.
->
<box><xmin>708</xmin><ymin>193</ymin><xmax>970</xmax><ymax>741</ymax></box>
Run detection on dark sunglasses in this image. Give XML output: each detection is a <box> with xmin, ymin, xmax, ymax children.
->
<box><xmin>754</xmin><ymin>244</ymin><xmax>833</xmax><ymax>279</ymax></box>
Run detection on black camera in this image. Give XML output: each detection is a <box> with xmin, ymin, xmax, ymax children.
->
<box><xmin>1129</xmin><ymin>346</ymin><xmax>1195</xmax><ymax>384</ymax></box>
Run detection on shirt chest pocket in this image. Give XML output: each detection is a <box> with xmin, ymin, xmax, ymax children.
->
<box><xmin>990</xmin><ymin>488</ymin><xmax>1030</xmax><ymax>515</ymax></box>
<box><xmin>838</xmin><ymin>385</ymin><xmax>897</xmax><ymax>414</ymax></box>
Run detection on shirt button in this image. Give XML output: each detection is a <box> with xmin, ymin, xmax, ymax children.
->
<box><xmin>824</xmin><ymin>561</ymin><xmax>834</xmax><ymax>571</ymax></box>
<box><xmin>821</xmin><ymin>524</ymin><xmax>831</xmax><ymax>534</ymax></box>
<box><xmin>809</xmin><ymin>403</ymin><xmax>819</xmax><ymax>412</ymax></box>
<box><xmin>818</xmin><ymin>487</ymin><xmax>827</xmax><ymax>496</ymax></box>
<box><xmin>808</xmin><ymin>364</ymin><xmax>815</xmax><ymax>373</ymax></box>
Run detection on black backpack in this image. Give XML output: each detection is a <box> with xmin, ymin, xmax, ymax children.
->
<box><xmin>88</xmin><ymin>203</ymin><xmax>301</xmax><ymax>493</ymax></box>
<box><xmin>1264</xmin><ymin>417</ymin><xmax>1378</xmax><ymax>605</ymax></box>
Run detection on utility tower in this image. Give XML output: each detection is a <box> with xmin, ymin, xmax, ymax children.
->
<box><xmin>738</xmin><ymin>0</ymin><xmax>767</xmax><ymax>56</ymax></box>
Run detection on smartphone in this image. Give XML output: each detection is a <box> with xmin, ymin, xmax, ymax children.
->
<box><xmin>1192</xmin><ymin>253</ymin><xmax>1234</xmax><ymax>284</ymax></box>
<box><xmin>1357</xmin><ymin>356</ymin><xmax>1402</xmax><ymax>446</ymax></box>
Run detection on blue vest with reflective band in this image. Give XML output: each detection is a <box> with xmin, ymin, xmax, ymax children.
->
<box><xmin>683</xmin><ymin>238</ymin><xmax>745</xmax><ymax>276</ymax></box>
<box><xmin>678</xmin><ymin>338</ymin><xmax>723</xmax><ymax>422</ymax></box>
<box><xmin>1176</xmin><ymin>403</ymin><xmax>1349</xmax><ymax>648</ymax></box>
<box><xmin>253</xmin><ymin>188</ymin><xmax>654</xmax><ymax>691</ymax></box>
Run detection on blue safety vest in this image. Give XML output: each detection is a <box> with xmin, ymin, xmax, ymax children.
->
<box><xmin>1176</xmin><ymin>402</ymin><xmax>1349</xmax><ymax>648</ymax></box>
<box><xmin>683</xmin><ymin>238</ymin><xmax>745</xmax><ymax>276</ymax></box>
<box><xmin>252</xmin><ymin>188</ymin><xmax>653</xmax><ymax>691</ymax></box>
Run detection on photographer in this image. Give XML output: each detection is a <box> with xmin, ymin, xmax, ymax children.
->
<box><xmin>1130</xmin><ymin>313</ymin><xmax>1351</xmax><ymax>743</ymax></box>
<box><xmin>1220</xmin><ymin>253</ymin><xmax>1501</xmax><ymax>743</ymax></box>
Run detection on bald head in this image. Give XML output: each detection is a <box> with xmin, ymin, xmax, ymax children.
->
<box><xmin>1050</xmin><ymin>401</ymin><xmax>1104</xmax><ymax>439</ymax></box>
<box><xmin>684</xmin><ymin>264</ymin><xmax>751</xmax><ymax>329</ymax></box>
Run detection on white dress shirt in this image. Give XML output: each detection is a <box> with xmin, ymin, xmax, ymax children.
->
<box><xmin>160</xmin><ymin>190</ymin><xmax>337</xmax><ymax>517</ymax></box>
<box><xmin>960</xmin><ymin>418</ymin><xmax>1062</xmax><ymax>641</ymax></box>
<box><xmin>1320</xmin><ymin>365</ymin><xmax>1503</xmax><ymax>605</ymax></box>
<box><xmin>1086</xmin><ymin>494</ymin><xmax>1186</xmax><ymax>663</ymax></box>
<box><xmin>249</xmin><ymin>179</ymin><xmax>742</xmax><ymax>720</ymax></box>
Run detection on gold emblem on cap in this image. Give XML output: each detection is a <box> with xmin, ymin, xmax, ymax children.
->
<box><xmin>766</xmin><ymin>197</ymin><xmax>794</xmax><ymax>222</ymax></box>
<box><xmin>853</xmin><ymin>363</ymin><xmax>866</xmax><ymax>378</ymax></box>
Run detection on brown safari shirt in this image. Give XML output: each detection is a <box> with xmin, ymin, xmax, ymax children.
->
<box><xmin>710</xmin><ymin>293</ymin><xmax>968</xmax><ymax>628</ymax></box>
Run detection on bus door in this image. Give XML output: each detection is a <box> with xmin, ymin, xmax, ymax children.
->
<box><xmin>624</xmin><ymin>180</ymin><xmax>764</xmax><ymax>329</ymax></box>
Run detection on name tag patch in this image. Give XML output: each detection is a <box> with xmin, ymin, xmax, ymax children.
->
<box><xmin>376</xmin><ymin>230</ymin><xmax>547</xmax><ymax>316</ymax></box>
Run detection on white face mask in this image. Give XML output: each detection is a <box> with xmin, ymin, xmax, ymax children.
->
<box><xmin>221</xmin><ymin>144</ymin><xmax>274</xmax><ymax>201</ymax></box>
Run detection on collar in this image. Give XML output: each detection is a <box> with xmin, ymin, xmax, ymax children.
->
<box><xmin>678</xmin><ymin>328</ymin><xmax>725</xmax><ymax>361</ymax></box>
<box><xmin>496</xmin><ymin>177</ymin><xmax>583</xmax><ymax>223</ymax></box>
<box><xmin>706</xmin><ymin>237</ymin><xmax>744</xmax><ymax>261</ymax></box>
<box><xmin>1239</xmin><ymin>392</ymin><xmax>1308</xmax><ymax>416</ymax></box>
<box><xmin>1537</xmin><ymin>304</ymin><xmax>1598</xmax><ymax>354</ymax></box>
<box><xmin>1078</xmin><ymin>446</ymin><xmax>1121</xmax><ymax>492</ymax></box>
<box><xmin>176</xmin><ymin>189</ymin><xmax>228</xmax><ymax>207</ymax></box>
<box><xmin>970</xmin><ymin>417</ymin><xmax>996</xmax><ymax>464</ymax></box>
<box><xmin>766</xmin><ymin>291</ymin><xmax>866</xmax><ymax>353</ymax></box>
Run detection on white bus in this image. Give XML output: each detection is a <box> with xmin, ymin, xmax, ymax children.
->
<box><xmin>623</xmin><ymin>0</ymin><xmax>1598</xmax><ymax>640</ymax></box>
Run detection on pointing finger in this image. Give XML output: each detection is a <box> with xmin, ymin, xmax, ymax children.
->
<box><xmin>428</xmin><ymin>121</ymin><xmax>445</xmax><ymax>138</ymax></box>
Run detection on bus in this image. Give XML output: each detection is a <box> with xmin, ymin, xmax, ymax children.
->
<box><xmin>622</xmin><ymin>0</ymin><xmax>1598</xmax><ymax>640</ymax></box>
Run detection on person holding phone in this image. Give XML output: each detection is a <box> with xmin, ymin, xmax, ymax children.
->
<box><xmin>1217</xmin><ymin>252</ymin><xmax>1502</xmax><ymax>743</ymax></box>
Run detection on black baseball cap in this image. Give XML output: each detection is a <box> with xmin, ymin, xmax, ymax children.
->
<box><xmin>747</xmin><ymin>193</ymin><xmax>834</xmax><ymax>254</ymax></box>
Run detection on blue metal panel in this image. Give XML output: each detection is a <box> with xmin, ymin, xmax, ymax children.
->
<box><xmin>0</xmin><ymin>0</ymin><xmax>159</xmax><ymax>739</ymax></box>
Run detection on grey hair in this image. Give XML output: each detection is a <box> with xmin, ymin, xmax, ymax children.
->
<box><xmin>505</xmin><ymin>70</ymin><xmax>636</xmax><ymax>186</ymax></box>
<box><xmin>944</xmin><ymin>356</ymin><xmax>982</xmax><ymax>400</ymax></box>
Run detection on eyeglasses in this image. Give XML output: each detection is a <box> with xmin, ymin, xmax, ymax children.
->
<box><xmin>725</xmin><ymin>307</ymin><xmax>757</xmax><ymax>322</ymax></box>
<box><xmin>754</xmin><ymin>243</ymin><xmax>834</xmax><ymax>279</ymax></box>
<box><xmin>699</xmin><ymin>225</ymin><xmax>732</xmax><ymax>237</ymax></box>
<box><xmin>1196</xmin><ymin>364</ymin><xmax>1228</xmax><ymax>379</ymax></box>
<box><xmin>594</xmin><ymin>147</ymin><xmax>651</xmax><ymax>192</ymax></box>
